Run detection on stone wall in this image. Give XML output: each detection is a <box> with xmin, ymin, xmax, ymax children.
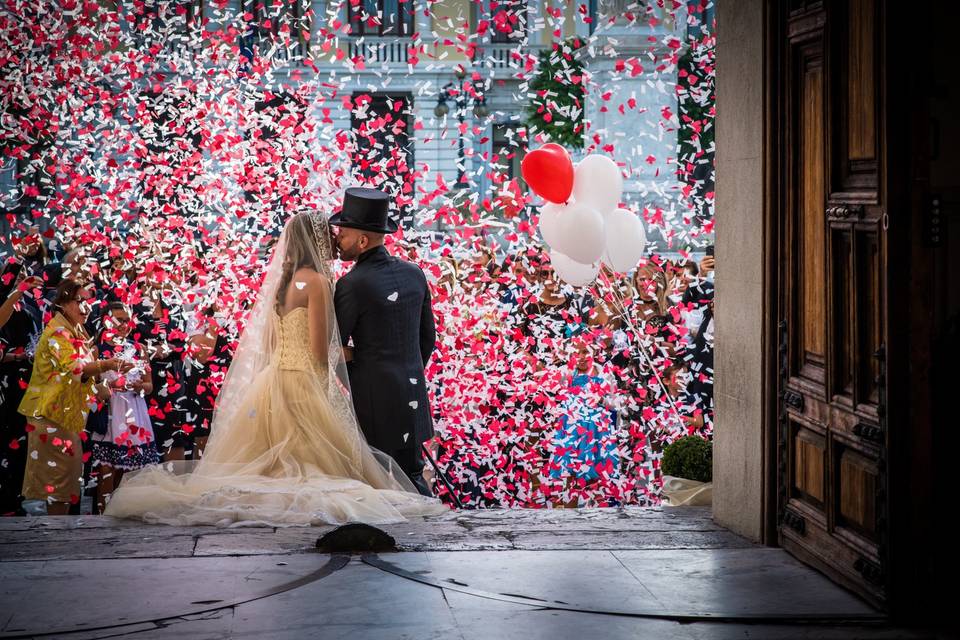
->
<box><xmin>713</xmin><ymin>0</ymin><xmax>765</xmax><ymax>542</ymax></box>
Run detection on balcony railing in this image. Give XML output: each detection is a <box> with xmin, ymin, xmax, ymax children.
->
<box><xmin>346</xmin><ymin>38</ymin><xmax>409</xmax><ymax>65</ymax></box>
<box><xmin>339</xmin><ymin>39</ymin><xmax>547</xmax><ymax>70</ymax></box>
<box><xmin>474</xmin><ymin>42</ymin><xmax>546</xmax><ymax>70</ymax></box>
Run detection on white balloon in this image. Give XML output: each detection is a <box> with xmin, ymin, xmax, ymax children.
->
<box><xmin>552</xmin><ymin>202</ymin><xmax>606</xmax><ymax>265</ymax></box>
<box><xmin>572</xmin><ymin>154</ymin><xmax>623</xmax><ymax>215</ymax></box>
<box><xmin>602</xmin><ymin>208</ymin><xmax>647</xmax><ymax>272</ymax></box>
<box><xmin>550</xmin><ymin>249</ymin><xmax>599</xmax><ymax>287</ymax></box>
<box><xmin>538</xmin><ymin>202</ymin><xmax>563</xmax><ymax>249</ymax></box>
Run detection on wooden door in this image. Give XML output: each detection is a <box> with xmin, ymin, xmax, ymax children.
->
<box><xmin>775</xmin><ymin>0</ymin><xmax>888</xmax><ymax>607</ymax></box>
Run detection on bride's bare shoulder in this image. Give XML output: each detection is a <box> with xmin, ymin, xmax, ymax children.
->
<box><xmin>294</xmin><ymin>268</ymin><xmax>330</xmax><ymax>291</ymax></box>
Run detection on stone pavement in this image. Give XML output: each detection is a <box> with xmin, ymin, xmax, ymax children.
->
<box><xmin>0</xmin><ymin>507</ymin><xmax>947</xmax><ymax>639</ymax></box>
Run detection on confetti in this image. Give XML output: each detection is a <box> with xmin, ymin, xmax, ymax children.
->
<box><xmin>0</xmin><ymin>0</ymin><xmax>715</xmax><ymax>511</ymax></box>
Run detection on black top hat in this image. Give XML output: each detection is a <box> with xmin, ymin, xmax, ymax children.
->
<box><xmin>329</xmin><ymin>187</ymin><xmax>398</xmax><ymax>234</ymax></box>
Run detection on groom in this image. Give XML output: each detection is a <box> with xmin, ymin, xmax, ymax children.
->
<box><xmin>330</xmin><ymin>187</ymin><xmax>437</xmax><ymax>496</ymax></box>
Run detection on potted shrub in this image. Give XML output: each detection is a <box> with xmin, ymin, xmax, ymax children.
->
<box><xmin>660</xmin><ymin>435</ymin><xmax>713</xmax><ymax>506</ymax></box>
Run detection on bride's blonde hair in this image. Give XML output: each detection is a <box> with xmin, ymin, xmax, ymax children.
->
<box><xmin>275</xmin><ymin>212</ymin><xmax>332</xmax><ymax>311</ymax></box>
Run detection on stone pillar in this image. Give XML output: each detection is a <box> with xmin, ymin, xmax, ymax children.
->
<box><xmin>713</xmin><ymin>0</ymin><xmax>765</xmax><ymax>542</ymax></box>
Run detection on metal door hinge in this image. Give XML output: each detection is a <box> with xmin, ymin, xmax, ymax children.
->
<box><xmin>783</xmin><ymin>510</ymin><xmax>806</xmax><ymax>535</ymax></box>
<box><xmin>783</xmin><ymin>390</ymin><xmax>804</xmax><ymax>412</ymax></box>
<box><xmin>854</xmin><ymin>556</ymin><xmax>884</xmax><ymax>585</ymax></box>
<box><xmin>852</xmin><ymin>422</ymin><xmax>883</xmax><ymax>443</ymax></box>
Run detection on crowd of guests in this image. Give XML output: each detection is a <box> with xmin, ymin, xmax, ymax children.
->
<box><xmin>0</xmin><ymin>227</ymin><xmax>231</xmax><ymax>516</ymax></box>
<box><xmin>0</xmin><ymin>223</ymin><xmax>715</xmax><ymax>515</ymax></box>
<box><xmin>411</xmin><ymin>239</ymin><xmax>715</xmax><ymax>509</ymax></box>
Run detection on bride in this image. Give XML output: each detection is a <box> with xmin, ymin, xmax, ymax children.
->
<box><xmin>104</xmin><ymin>212</ymin><xmax>446</xmax><ymax>526</ymax></box>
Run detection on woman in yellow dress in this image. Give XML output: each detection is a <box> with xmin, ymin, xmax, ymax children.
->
<box><xmin>19</xmin><ymin>280</ymin><xmax>132</xmax><ymax>514</ymax></box>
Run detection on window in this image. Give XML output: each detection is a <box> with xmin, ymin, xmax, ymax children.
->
<box><xmin>491</xmin><ymin>123</ymin><xmax>527</xmax><ymax>218</ymax></box>
<box><xmin>491</xmin><ymin>124</ymin><xmax>524</xmax><ymax>183</ymax></box>
<box><xmin>348</xmin><ymin>0</ymin><xmax>415</xmax><ymax>37</ymax></box>
<box><xmin>490</xmin><ymin>0</ymin><xmax>527</xmax><ymax>43</ymax></box>
<box><xmin>588</xmin><ymin>0</ymin><xmax>641</xmax><ymax>34</ymax></box>
<box><xmin>184</xmin><ymin>0</ymin><xmax>204</xmax><ymax>32</ymax></box>
<box><xmin>0</xmin><ymin>157</ymin><xmax>17</xmax><ymax>204</ymax></box>
<box><xmin>126</xmin><ymin>0</ymin><xmax>205</xmax><ymax>38</ymax></box>
<box><xmin>350</xmin><ymin>93</ymin><xmax>416</xmax><ymax>224</ymax></box>
<box><xmin>240</xmin><ymin>0</ymin><xmax>312</xmax><ymax>55</ymax></box>
<box><xmin>686</xmin><ymin>0</ymin><xmax>715</xmax><ymax>40</ymax></box>
<box><xmin>140</xmin><ymin>89</ymin><xmax>207</xmax><ymax>216</ymax></box>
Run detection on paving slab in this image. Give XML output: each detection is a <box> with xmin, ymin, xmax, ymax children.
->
<box><xmin>0</xmin><ymin>507</ymin><xmax>946</xmax><ymax>639</ymax></box>
<box><xmin>613</xmin><ymin>548</ymin><xmax>877</xmax><ymax>617</ymax></box>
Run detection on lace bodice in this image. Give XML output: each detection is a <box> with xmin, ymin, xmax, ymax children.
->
<box><xmin>276</xmin><ymin>307</ymin><xmax>318</xmax><ymax>372</ymax></box>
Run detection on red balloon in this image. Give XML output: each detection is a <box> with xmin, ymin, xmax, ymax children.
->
<box><xmin>521</xmin><ymin>143</ymin><xmax>574</xmax><ymax>204</ymax></box>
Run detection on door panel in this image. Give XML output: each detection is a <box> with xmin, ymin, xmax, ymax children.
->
<box><xmin>846</xmin><ymin>0</ymin><xmax>876</xmax><ymax>162</ymax></box>
<box><xmin>798</xmin><ymin>51</ymin><xmax>827</xmax><ymax>380</ymax></box>
<box><xmin>792</xmin><ymin>424</ymin><xmax>826</xmax><ymax>507</ymax></box>
<box><xmin>830</xmin><ymin>228</ymin><xmax>854</xmax><ymax>399</ymax></box>
<box><xmin>777</xmin><ymin>0</ymin><xmax>888</xmax><ymax>607</ymax></box>
<box><xmin>837</xmin><ymin>446</ymin><xmax>878</xmax><ymax>536</ymax></box>
<box><xmin>798</xmin><ymin>56</ymin><xmax>826</xmax><ymax>380</ymax></box>
<box><xmin>834</xmin><ymin>0</ymin><xmax>880</xmax><ymax>192</ymax></box>
<box><xmin>855</xmin><ymin>229</ymin><xmax>883</xmax><ymax>408</ymax></box>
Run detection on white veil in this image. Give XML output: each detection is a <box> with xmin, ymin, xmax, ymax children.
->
<box><xmin>201</xmin><ymin>211</ymin><xmax>394</xmax><ymax>481</ymax></box>
<box><xmin>205</xmin><ymin>213</ymin><xmax>354</xmax><ymax>460</ymax></box>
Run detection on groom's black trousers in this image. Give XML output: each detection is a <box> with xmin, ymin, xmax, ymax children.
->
<box><xmin>385</xmin><ymin>447</ymin><xmax>432</xmax><ymax>497</ymax></box>
<box><xmin>385</xmin><ymin>447</ymin><xmax>422</xmax><ymax>477</ymax></box>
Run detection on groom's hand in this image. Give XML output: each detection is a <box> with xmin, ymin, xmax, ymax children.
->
<box><xmin>421</xmin><ymin>466</ymin><xmax>435</xmax><ymax>492</ymax></box>
<box><xmin>342</xmin><ymin>346</ymin><xmax>354</xmax><ymax>362</ymax></box>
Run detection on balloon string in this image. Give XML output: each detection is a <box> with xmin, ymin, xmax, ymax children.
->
<box><xmin>592</xmin><ymin>270</ymin><xmax>686</xmax><ymax>431</ymax></box>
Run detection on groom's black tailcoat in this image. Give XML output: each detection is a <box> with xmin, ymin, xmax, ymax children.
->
<box><xmin>334</xmin><ymin>246</ymin><xmax>436</xmax><ymax>472</ymax></box>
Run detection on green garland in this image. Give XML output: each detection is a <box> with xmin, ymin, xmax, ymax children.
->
<box><xmin>677</xmin><ymin>35</ymin><xmax>716</xmax><ymax>203</ymax></box>
<box><xmin>523</xmin><ymin>38</ymin><xmax>585</xmax><ymax>150</ymax></box>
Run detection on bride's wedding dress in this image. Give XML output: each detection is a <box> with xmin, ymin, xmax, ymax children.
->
<box><xmin>105</xmin><ymin>215</ymin><xmax>446</xmax><ymax>527</ymax></box>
